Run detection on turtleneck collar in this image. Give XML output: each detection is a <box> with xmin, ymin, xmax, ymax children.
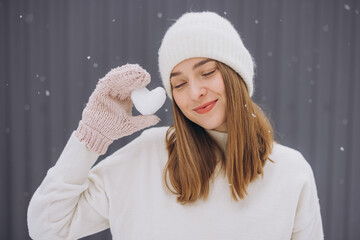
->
<box><xmin>206</xmin><ymin>129</ymin><xmax>228</xmax><ymax>152</ymax></box>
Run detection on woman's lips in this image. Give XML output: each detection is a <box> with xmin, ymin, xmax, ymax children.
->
<box><xmin>193</xmin><ymin>100</ymin><xmax>217</xmax><ymax>114</ymax></box>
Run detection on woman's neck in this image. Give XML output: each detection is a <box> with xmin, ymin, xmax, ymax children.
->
<box><xmin>206</xmin><ymin>129</ymin><xmax>228</xmax><ymax>152</ymax></box>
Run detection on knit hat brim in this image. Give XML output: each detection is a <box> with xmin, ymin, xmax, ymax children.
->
<box><xmin>158</xmin><ymin>11</ymin><xmax>255</xmax><ymax>99</ymax></box>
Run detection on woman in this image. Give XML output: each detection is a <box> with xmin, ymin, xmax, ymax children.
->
<box><xmin>27</xmin><ymin>11</ymin><xmax>323</xmax><ymax>239</ymax></box>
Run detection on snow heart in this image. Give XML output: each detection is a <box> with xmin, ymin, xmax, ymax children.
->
<box><xmin>131</xmin><ymin>87</ymin><xmax>166</xmax><ymax>115</ymax></box>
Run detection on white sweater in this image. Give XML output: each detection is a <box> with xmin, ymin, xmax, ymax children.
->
<box><xmin>27</xmin><ymin>127</ymin><xmax>323</xmax><ymax>240</ymax></box>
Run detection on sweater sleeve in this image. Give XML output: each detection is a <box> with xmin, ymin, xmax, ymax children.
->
<box><xmin>291</xmin><ymin>158</ymin><xmax>324</xmax><ymax>240</ymax></box>
<box><xmin>27</xmin><ymin>132</ymin><xmax>110</xmax><ymax>240</ymax></box>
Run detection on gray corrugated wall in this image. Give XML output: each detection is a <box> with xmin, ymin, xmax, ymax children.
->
<box><xmin>1</xmin><ymin>0</ymin><xmax>359</xmax><ymax>239</ymax></box>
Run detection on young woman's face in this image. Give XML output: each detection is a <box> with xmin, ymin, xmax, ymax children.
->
<box><xmin>170</xmin><ymin>57</ymin><xmax>227</xmax><ymax>132</ymax></box>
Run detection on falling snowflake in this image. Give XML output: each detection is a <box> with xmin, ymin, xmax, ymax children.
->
<box><xmin>255</xmin><ymin>20</ymin><xmax>259</xmax><ymax>24</ymax></box>
<box><xmin>93</xmin><ymin>63</ymin><xmax>98</xmax><ymax>68</ymax></box>
<box><xmin>165</xmin><ymin>108</ymin><xmax>168</xmax><ymax>112</ymax></box>
<box><xmin>45</xmin><ymin>90</ymin><xmax>50</xmax><ymax>96</ymax></box>
<box><xmin>342</xmin><ymin>118</ymin><xmax>348</xmax><ymax>125</ymax></box>
<box><xmin>344</xmin><ymin>4</ymin><xmax>351</xmax><ymax>10</ymax></box>
<box><xmin>112</xmin><ymin>18</ymin><xmax>116</xmax><ymax>22</ymax></box>
<box><xmin>157</xmin><ymin>12</ymin><xmax>163</xmax><ymax>18</ymax></box>
<box><xmin>19</xmin><ymin>15</ymin><xmax>23</xmax><ymax>19</ymax></box>
<box><xmin>322</xmin><ymin>25</ymin><xmax>329</xmax><ymax>32</ymax></box>
<box><xmin>340</xmin><ymin>147</ymin><xmax>344</xmax><ymax>151</ymax></box>
<box><xmin>87</xmin><ymin>56</ymin><xmax>91</xmax><ymax>60</ymax></box>
<box><xmin>224</xmin><ymin>11</ymin><xmax>227</xmax><ymax>15</ymax></box>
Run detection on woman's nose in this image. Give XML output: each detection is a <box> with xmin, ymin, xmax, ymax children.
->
<box><xmin>189</xmin><ymin>80</ymin><xmax>207</xmax><ymax>99</ymax></box>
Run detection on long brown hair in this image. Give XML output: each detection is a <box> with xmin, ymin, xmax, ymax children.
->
<box><xmin>163</xmin><ymin>60</ymin><xmax>274</xmax><ymax>204</ymax></box>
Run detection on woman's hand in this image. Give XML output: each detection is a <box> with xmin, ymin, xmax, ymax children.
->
<box><xmin>75</xmin><ymin>64</ymin><xmax>160</xmax><ymax>154</ymax></box>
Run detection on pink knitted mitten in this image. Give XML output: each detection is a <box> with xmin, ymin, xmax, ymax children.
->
<box><xmin>75</xmin><ymin>64</ymin><xmax>160</xmax><ymax>155</ymax></box>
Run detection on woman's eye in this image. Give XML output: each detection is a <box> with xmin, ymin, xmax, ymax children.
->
<box><xmin>202</xmin><ymin>69</ymin><xmax>216</xmax><ymax>77</ymax></box>
<box><xmin>174</xmin><ymin>82</ymin><xmax>185</xmax><ymax>89</ymax></box>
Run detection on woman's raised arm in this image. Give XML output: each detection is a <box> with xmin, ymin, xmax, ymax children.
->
<box><xmin>27</xmin><ymin>64</ymin><xmax>159</xmax><ymax>239</ymax></box>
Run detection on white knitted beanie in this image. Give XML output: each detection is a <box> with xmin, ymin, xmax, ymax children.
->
<box><xmin>158</xmin><ymin>11</ymin><xmax>255</xmax><ymax>98</ymax></box>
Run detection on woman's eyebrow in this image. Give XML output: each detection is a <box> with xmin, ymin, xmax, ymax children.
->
<box><xmin>170</xmin><ymin>72</ymin><xmax>181</xmax><ymax>79</ymax></box>
<box><xmin>170</xmin><ymin>59</ymin><xmax>214</xmax><ymax>79</ymax></box>
<box><xmin>192</xmin><ymin>59</ymin><xmax>213</xmax><ymax>70</ymax></box>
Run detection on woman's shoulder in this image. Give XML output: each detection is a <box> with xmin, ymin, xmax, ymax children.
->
<box><xmin>94</xmin><ymin>126</ymin><xmax>169</xmax><ymax>170</ymax></box>
<box><xmin>268</xmin><ymin>143</ymin><xmax>314</xmax><ymax>178</ymax></box>
<box><xmin>138</xmin><ymin>126</ymin><xmax>169</xmax><ymax>141</ymax></box>
<box><xmin>117</xmin><ymin>126</ymin><xmax>168</xmax><ymax>152</ymax></box>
